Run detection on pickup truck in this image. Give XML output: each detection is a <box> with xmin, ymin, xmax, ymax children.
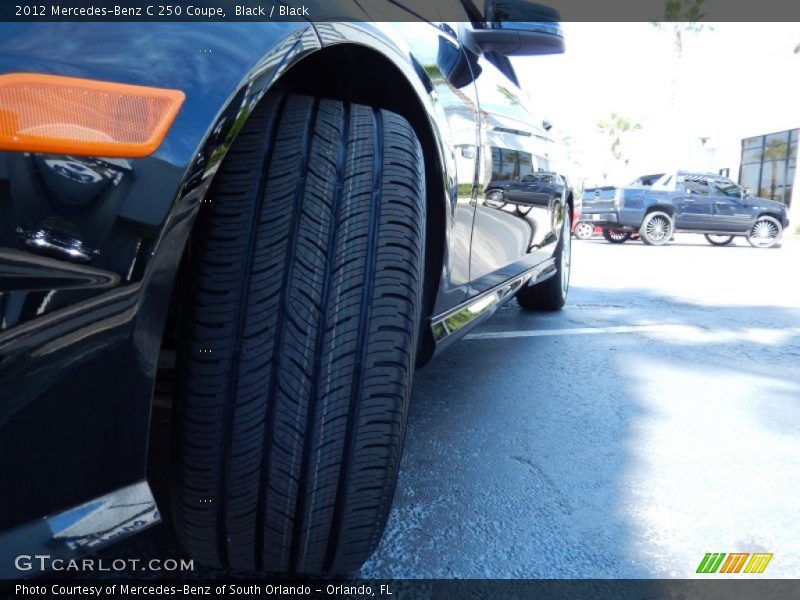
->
<box><xmin>580</xmin><ymin>171</ymin><xmax>790</xmax><ymax>248</ymax></box>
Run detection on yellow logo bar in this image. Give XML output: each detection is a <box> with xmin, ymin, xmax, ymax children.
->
<box><xmin>744</xmin><ymin>553</ymin><xmax>773</xmax><ymax>574</ymax></box>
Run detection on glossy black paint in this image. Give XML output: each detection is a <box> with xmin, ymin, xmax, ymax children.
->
<box><xmin>0</xmin><ymin>5</ymin><xmax>567</xmax><ymax>567</ymax></box>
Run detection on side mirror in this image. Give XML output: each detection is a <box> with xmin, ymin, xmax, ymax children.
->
<box><xmin>472</xmin><ymin>0</ymin><xmax>565</xmax><ymax>56</ymax></box>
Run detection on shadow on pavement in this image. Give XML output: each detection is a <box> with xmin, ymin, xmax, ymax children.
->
<box><xmin>82</xmin><ymin>285</ymin><xmax>799</xmax><ymax>579</ymax></box>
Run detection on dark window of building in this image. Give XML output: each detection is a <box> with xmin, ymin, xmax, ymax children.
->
<box><xmin>518</xmin><ymin>151</ymin><xmax>534</xmax><ymax>178</ymax></box>
<box><xmin>739</xmin><ymin>128</ymin><xmax>798</xmax><ymax>207</ymax></box>
<box><xmin>490</xmin><ymin>146</ymin><xmax>501</xmax><ymax>181</ymax></box>
<box><xmin>490</xmin><ymin>147</ymin><xmax>534</xmax><ymax>182</ymax></box>
<box><xmin>499</xmin><ymin>149</ymin><xmax>518</xmax><ymax>180</ymax></box>
<box><xmin>740</xmin><ymin>163</ymin><xmax>761</xmax><ymax>195</ymax></box>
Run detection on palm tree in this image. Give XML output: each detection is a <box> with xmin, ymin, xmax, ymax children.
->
<box><xmin>496</xmin><ymin>85</ymin><xmax>522</xmax><ymax>107</ymax></box>
<box><xmin>761</xmin><ymin>139</ymin><xmax>789</xmax><ymax>200</ymax></box>
<box><xmin>598</xmin><ymin>113</ymin><xmax>642</xmax><ymax>161</ymax></box>
<box><xmin>651</xmin><ymin>0</ymin><xmax>712</xmax><ymax>108</ymax></box>
<box><xmin>651</xmin><ymin>0</ymin><xmax>711</xmax><ymax>59</ymax></box>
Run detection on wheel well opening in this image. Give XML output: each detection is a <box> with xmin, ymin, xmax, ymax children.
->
<box><xmin>161</xmin><ymin>44</ymin><xmax>446</xmax><ymax>367</ymax></box>
<box><xmin>645</xmin><ymin>205</ymin><xmax>675</xmax><ymax>218</ymax></box>
<box><xmin>757</xmin><ymin>212</ymin><xmax>784</xmax><ymax>223</ymax></box>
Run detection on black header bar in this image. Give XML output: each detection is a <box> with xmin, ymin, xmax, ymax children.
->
<box><xmin>2</xmin><ymin>0</ymin><xmax>800</xmax><ymax>22</ymax></box>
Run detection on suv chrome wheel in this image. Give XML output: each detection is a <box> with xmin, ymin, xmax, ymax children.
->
<box><xmin>560</xmin><ymin>211</ymin><xmax>571</xmax><ymax>299</ymax></box>
<box><xmin>639</xmin><ymin>211</ymin><xmax>674</xmax><ymax>246</ymax></box>
<box><xmin>747</xmin><ymin>216</ymin><xmax>782</xmax><ymax>248</ymax></box>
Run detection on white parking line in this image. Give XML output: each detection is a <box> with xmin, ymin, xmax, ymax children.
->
<box><xmin>465</xmin><ymin>324</ymin><xmax>800</xmax><ymax>344</ymax></box>
<box><xmin>464</xmin><ymin>324</ymin><xmax>671</xmax><ymax>339</ymax></box>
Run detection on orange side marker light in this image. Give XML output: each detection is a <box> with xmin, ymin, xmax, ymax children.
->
<box><xmin>0</xmin><ymin>73</ymin><xmax>185</xmax><ymax>157</ymax></box>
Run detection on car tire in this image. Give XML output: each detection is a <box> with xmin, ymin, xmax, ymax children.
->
<box><xmin>602</xmin><ymin>228</ymin><xmax>631</xmax><ymax>244</ymax></box>
<box><xmin>172</xmin><ymin>93</ymin><xmax>425</xmax><ymax>575</ymax></box>
<box><xmin>704</xmin><ymin>234</ymin><xmax>735</xmax><ymax>246</ymax></box>
<box><xmin>746</xmin><ymin>215</ymin><xmax>782</xmax><ymax>248</ymax></box>
<box><xmin>517</xmin><ymin>207</ymin><xmax>571</xmax><ymax>311</ymax></box>
<box><xmin>574</xmin><ymin>222</ymin><xmax>594</xmax><ymax>240</ymax></box>
<box><xmin>485</xmin><ymin>190</ymin><xmax>506</xmax><ymax>209</ymax></box>
<box><xmin>639</xmin><ymin>211</ymin><xmax>674</xmax><ymax>246</ymax></box>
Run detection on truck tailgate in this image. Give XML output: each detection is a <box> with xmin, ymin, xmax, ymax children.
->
<box><xmin>582</xmin><ymin>187</ymin><xmax>617</xmax><ymax>212</ymax></box>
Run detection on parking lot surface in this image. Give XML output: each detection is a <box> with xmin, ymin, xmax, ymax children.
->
<box><xmin>99</xmin><ymin>235</ymin><xmax>800</xmax><ymax>578</ymax></box>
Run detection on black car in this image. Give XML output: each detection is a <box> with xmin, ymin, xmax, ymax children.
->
<box><xmin>485</xmin><ymin>170</ymin><xmax>572</xmax><ymax>216</ymax></box>
<box><xmin>0</xmin><ymin>4</ymin><xmax>573</xmax><ymax>577</ymax></box>
<box><xmin>580</xmin><ymin>171</ymin><xmax>790</xmax><ymax>247</ymax></box>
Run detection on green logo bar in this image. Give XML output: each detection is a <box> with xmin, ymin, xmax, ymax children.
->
<box><xmin>697</xmin><ymin>552</ymin><xmax>726</xmax><ymax>573</ymax></box>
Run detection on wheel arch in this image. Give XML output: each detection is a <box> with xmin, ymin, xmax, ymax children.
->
<box><xmin>756</xmin><ymin>211</ymin><xmax>785</xmax><ymax>224</ymax></box>
<box><xmin>644</xmin><ymin>204</ymin><xmax>676</xmax><ymax>218</ymax></box>
<box><xmin>161</xmin><ymin>42</ymin><xmax>448</xmax><ymax>368</ymax></box>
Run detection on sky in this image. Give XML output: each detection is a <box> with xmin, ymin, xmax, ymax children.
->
<box><xmin>511</xmin><ymin>23</ymin><xmax>800</xmax><ymax>184</ymax></box>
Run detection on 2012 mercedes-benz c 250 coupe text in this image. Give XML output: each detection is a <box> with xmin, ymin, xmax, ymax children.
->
<box><xmin>0</xmin><ymin>1</ymin><xmax>574</xmax><ymax>576</ymax></box>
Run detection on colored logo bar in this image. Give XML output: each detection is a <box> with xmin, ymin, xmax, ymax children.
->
<box><xmin>697</xmin><ymin>553</ymin><xmax>773</xmax><ymax>574</ymax></box>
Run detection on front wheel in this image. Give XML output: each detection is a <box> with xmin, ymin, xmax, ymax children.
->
<box><xmin>705</xmin><ymin>234</ymin><xmax>735</xmax><ymax>246</ymax></box>
<box><xmin>574</xmin><ymin>222</ymin><xmax>594</xmax><ymax>240</ymax></box>
<box><xmin>517</xmin><ymin>208</ymin><xmax>571</xmax><ymax>311</ymax></box>
<box><xmin>747</xmin><ymin>216</ymin><xmax>782</xmax><ymax>248</ymax></box>
<box><xmin>639</xmin><ymin>211</ymin><xmax>674</xmax><ymax>246</ymax></box>
<box><xmin>172</xmin><ymin>93</ymin><xmax>425</xmax><ymax>575</ymax></box>
<box><xmin>602</xmin><ymin>228</ymin><xmax>631</xmax><ymax>244</ymax></box>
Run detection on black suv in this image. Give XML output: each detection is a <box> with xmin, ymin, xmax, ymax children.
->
<box><xmin>581</xmin><ymin>171</ymin><xmax>790</xmax><ymax>248</ymax></box>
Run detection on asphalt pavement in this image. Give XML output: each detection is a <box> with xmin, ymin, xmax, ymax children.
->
<box><xmin>96</xmin><ymin>233</ymin><xmax>800</xmax><ymax>579</ymax></box>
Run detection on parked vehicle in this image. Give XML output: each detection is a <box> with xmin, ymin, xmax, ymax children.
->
<box><xmin>580</xmin><ymin>171</ymin><xmax>790</xmax><ymax>247</ymax></box>
<box><xmin>485</xmin><ymin>170</ymin><xmax>575</xmax><ymax>220</ymax></box>
<box><xmin>0</xmin><ymin>3</ymin><xmax>571</xmax><ymax>578</ymax></box>
<box><xmin>573</xmin><ymin>221</ymin><xmax>597</xmax><ymax>240</ymax></box>
<box><xmin>572</xmin><ymin>223</ymin><xmax>640</xmax><ymax>243</ymax></box>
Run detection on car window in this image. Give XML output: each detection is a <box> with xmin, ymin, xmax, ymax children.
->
<box><xmin>629</xmin><ymin>173</ymin><xmax>665</xmax><ymax>186</ymax></box>
<box><xmin>523</xmin><ymin>173</ymin><xmax>553</xmax><ymax>183</ymax></box>
<box><xmin>683</xmin><ymin>176</ymin><xmax>710</xmax><ymax>195</ymax></box>
<box><xmin>711</xmin><ymin>178</ymin><xmax>741</xmax><ymax>197</ymax></box>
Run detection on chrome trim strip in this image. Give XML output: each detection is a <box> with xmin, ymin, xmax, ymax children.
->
<box><xmin>431</xmin><ymin>259</ymin><xmax>557</xmax><ymax>345</ymax></box>
<box><xmin>0</xmin><ymin>481</ymin><xmax>159</xmax><ymax>578</ymax></box>
<box><xmin>16</xmin><ymin>227</ymin><xmax>98</xmax><ymax>263</ymax></box>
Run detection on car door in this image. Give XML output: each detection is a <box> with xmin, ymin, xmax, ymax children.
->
<box><xmin>708</xmin><ymin>177</ymin><xmax>755</xmax><ymax>232</ymax></box>
<box><xmin>370</xmin><ymin>17</ymin><xmax>480</xmax><ymax>314</ymax></box>
<box><xmin>468</xmin><ymin>55</ymin><xmax>559</xmax><ymax>295</ymax></box>
<box><xmin>674</xmin><ymin>174</ymin><xmax>714</xmax><ymax>229</ymax></box>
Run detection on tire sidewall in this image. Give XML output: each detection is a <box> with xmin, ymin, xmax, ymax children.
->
<box><xmin>747</xmin><ymin>216</ymin><xmax>783</xmax><ymax>248</ymax></box>
<box><xmin>559</xmin><ymin>208</ymin><xmax>571</xmax><ymax>302</ymax></box>
<box><xmin>574</xmin><ymin>222</ymin><xmax>593</xmax><ymax>240</ymax></box>
<box><xmin>639</xmin><ymin>211</ymin><xmax>674</xmax><ymax>246</ymax></box>
<box><xmin>602</xmin><ymin>228</ymin><xmax>631</xmax><ymax>244</ymax></box>
<box><xmin>705</xmin><ymin>234</ymin><xmax>735</xmax><ymax>246</ymax></box>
